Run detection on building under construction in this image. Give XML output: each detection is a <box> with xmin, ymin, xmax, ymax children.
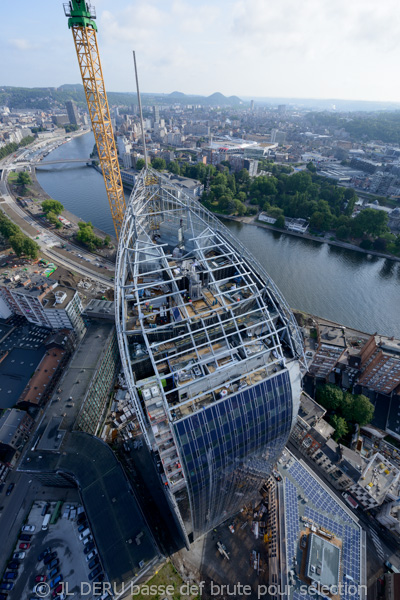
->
<box><xmin>115</xmin><ymin>168</ymin><xmax>305</xmax><ymax>544</ymax></box>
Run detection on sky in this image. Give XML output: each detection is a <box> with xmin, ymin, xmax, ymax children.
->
<box><xmin>2</xmin><ymin>0</ymin><xmax>400</xmax><ymax>102</ymax></box>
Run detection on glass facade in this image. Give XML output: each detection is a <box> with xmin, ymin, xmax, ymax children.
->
<box><xmin>173</xmin><ymin>370</ymin><xmax>293</xmax><ymax>538</ymax></box>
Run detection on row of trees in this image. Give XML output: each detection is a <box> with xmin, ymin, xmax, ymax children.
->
<box><xmin>0</xmin><ymin>212</ymin><xmax>39</xmax><ymax>259</ymax></box>
<box><xmin>0</xmin><ymin>135</ymin><xmax>35</xmax><ymax>160</ymax></box>
<box><xmin>316</xmin><ymin>384</ymin><xmax>375</xmax><ymax>441</ymax></box>
<box><xmin>135</xmin><ymin>156</ymin><xmax>399</xmax><ymax>252</ymax></box>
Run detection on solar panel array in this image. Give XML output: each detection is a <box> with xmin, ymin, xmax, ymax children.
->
<box><xmin>288</xmin><ymin>461</ymin><xmax>354</xmax><ymax>525</ymax></box>
<box><xmin>284</xmin><ymin>478</ymin><xmax>300</xmax><ymax>562</ymax></box>
<box><xmin>284</xmin><ymin>461</ymin><xmax>362</xmax><ymax>600</ymax></box>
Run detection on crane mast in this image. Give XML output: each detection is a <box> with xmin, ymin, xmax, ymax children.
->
<box><xmin>63</xmin><ymin>1</ymin><xmax>126</xmax><ymax>239</ymax></box>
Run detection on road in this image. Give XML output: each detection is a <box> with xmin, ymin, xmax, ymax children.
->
<box><xmin>287</xmin><ymin>441</ymin><xmax>399</xmax><ymax>598</ymax></box>
<box><xmin>0</xmin><ymin>134</ymin><xmax>115</xmax><ymax>286</ymax></box>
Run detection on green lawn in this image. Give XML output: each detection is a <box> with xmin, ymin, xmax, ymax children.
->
<box><xmin>7</xmin><ymin>172</ymin><xmax>19</xmax><ymax>183</ymax></box>
<box><xmin>131</xmin><ymin>562</ymin><xmax>201</xmax><ymax>600</ymax></box>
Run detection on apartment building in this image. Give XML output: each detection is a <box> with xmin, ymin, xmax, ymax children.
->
<box><xmin>0</xmin><ymin>268</ymin><xmax>85</xmax><ymax>336</ymax></box>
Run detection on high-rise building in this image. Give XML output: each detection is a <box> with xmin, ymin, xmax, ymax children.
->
<box><xmin>116</xmin><ymin>168</ymin><xmax>305</xmax><ymax>544</ymax></box>
<box><xmin>65</xmin><ymin>100</ymin><xmax>80</xmax><ymax>126</ymax></box>
<box><xmin>250</xmin><ymin>99</ymin><xmax>255</xmax><ymax>111</ymax></box>
<box><xmin>153</xmin><ymin>105</ymin><xmax>160</xmax><ymax>123</ymax></box>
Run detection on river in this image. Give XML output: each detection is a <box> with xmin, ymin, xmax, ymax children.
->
<box><xmin>36</xmin><ymin>132</ymin><xmax>400</xmax><ymax>338</ymax></box>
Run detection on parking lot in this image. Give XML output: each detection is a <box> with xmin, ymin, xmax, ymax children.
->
<box><xmin>0</xmin><ymin>500</ymin><xmax>107</xmax><ymax>600</ymax></box>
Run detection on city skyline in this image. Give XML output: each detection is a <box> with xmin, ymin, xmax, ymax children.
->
<box><xmin>2</xmin><ymin>0</ymin><xmax>400</xmax><ymax>103</ymax></box>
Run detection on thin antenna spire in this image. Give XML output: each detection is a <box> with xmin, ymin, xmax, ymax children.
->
<box><xmin>132</xmin><ymin>51</ymin><xmax>148</xmax><ymax>167</ymax></box>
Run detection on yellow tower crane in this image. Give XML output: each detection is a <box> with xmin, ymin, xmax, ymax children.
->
<box><xmin>63</xmin><ymin>1</ymin><xmax>126</xmax><ymax>239</ymax></box>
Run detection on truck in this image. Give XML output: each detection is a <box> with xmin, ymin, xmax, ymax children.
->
<box><xmin>42</xmin><ymin>514</ymin><xmax>51</xmax><ymax>531</ymax></box>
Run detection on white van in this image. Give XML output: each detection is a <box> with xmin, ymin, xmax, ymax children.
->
<box><xmin>42</xmin><ymin>514</ymin><xmax>51</xmax><ymax>531</ymax></box>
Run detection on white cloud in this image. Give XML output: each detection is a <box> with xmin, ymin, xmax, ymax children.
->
<box><xmin>3</xmin><ymin>0</ymin><xmax>400</xmax><ymax>101</ymax></box>
<box><xmin>9</xmin><ymin>38</ymin><xmax>36</xmax><ymax>51</ymax></box>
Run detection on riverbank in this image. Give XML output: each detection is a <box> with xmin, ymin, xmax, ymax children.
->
<box><xmin>216</xmin><ymin>213</ymin><xmax>400</xmax><ymax>263</ymax></box>
<box><xmin>13</xmin><ymin>160</ymin><xmax>118</xmax><ymax>263</ymax></box>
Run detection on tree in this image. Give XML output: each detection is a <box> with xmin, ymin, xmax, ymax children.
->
<box><xmin>151</xmin><ymin>157</ymin><xmax>166</xmax><ymax>171</ymax></box>
<box><xmin>9</xmin><ymin>233</ymin><xmax>26</xmax><ymax>256</ymax></box>
<box><xmin>316</xmin><ymin>384</ymin><xmax>344</xmax><ymax>411</ymax></box>
<box><xmin>234</xmin><ymin>199</ymin><xmax>246</xmax><ymax>216</ymax></box>
<box><xmin>351</xmin><ymin>208</ymin><xmax>389</xmax><ymax>238</ymax></box>
<box><xmin>167</xmin><ymin>161</ymin><xmax>180</xmax><ymax>175</ymax></box>
<box><xmin>0</xmin><ymin>214</ymin><xmax>19</xmax><ymax>238</ymax></box>
<box><xmin>359</xmin><ymin>239</ymin><xmax>373</xmax><ymax>250</ymax></box>
<box><xmin>76</xmin><ymin>221</ymin><xmax>103</xmax><ymax>251</ymax></box>
<box><xmin>336</xmin><ymin>225</ymin><xmax>350</xmax><ymax>240</ymax></box>
<box><xmin>42</xmin><ymin>199</ymin><xmax>64</xmax><ymax>216</ymax></box>
<box><xmin>136</xmin><ymin>158</ymin><xmax>145</xmax><ymax>170</ymax></box>
<box><xmin>9</xmin><ymin>233</ymin><xmax>38</xmax><ymax>258</ymax></box>
<box><xmin>306</xmin><ymin>161</ymin><xmax>317</xmax><ymax>173</ymax></box>
<box><xmin>17</xmin><ymin>171</ymin><xmax>31</xmax><ymax>188</ymax></box>
<box><xmin>373</xmin><ymin>237</ymin><xmax>387</xmax><ymax>252</ymax></box>
<box><xmin>236</xmin><ymin>169</ymin><xmax>250</xmax><ymax>184</ymax></box>
<box><xmin>341</xmin><ymin>393</ymin><xmax>374</xmax><ymax>426</ymax></box>
<box><xmin>330</xmin><ymin>415</ymin><xmax>349</xmax><ymax>442</ymax></box>
<box><xmin>275</xmin><ymin>215</ymin><xmax>285</xmax><ymax>228</ymax></box>
<box><xmin>46</xmin><ymin>211</ymin><xmax>62</xmax><ymax>229</ymax></box>
<box><xmin>22</xmin><ymin>237</ymin><xmax>39</xmax><ymax>259</ymax></box>
<box><xmin>104</xmin><ymin>235</ymin><xmax>111</xmax><ymax>246</ymax></box>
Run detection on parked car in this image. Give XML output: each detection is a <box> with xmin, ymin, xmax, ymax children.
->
<box><xmin>89</xmin><ymin>565</ymin><xmax>102</xmax><ymax>580</ymax></box>
<box><xmin>4</xmin><ymin>572</ymin><xmax>18</xmax><ymax>580</ymax></box>
<box><xmin>77</xmin><ymin>523</ymin><xmax>87</xmax><ymax>533</ymax></box>
<box><xmin>41</xmin><ymin>503</ymin><xmax>49</xmax><ymax>517</ymax></box>
<box><xmin>83</xmin><ymin>541</ymin><xmax>95</xmax><ymax>554</ymax></box>
<box><xmin>50</xmin><ymin>575</ymin><xmax>63</xmax><ymax>589</ymax></box>
<box><xmin>86</xmin><ymin>549</ymin><xmax>97</xmax><ymax>561</ymax></box>
<box><xmin>0</xmin><ymin>583</ymin><xmax>13</xmax><ymax>591</ymax></box>
<box><xmin>88</xmin><ymin>556</ymin><xmax>99</xmax><ymax>569</ymax></box>
<box><xmin>52</xmin><ymin>584</ymin><xmax>63</xmax><ymax>597</ymax></box>
<box><xmin>43</xmin><ymin>552</ymin><xmax>57</xmax><ymax>565</ymax></box>
<box><xmin>19</xmin><ymin>543</ymin><xmax>30</xmax><ymax>550</ymax></box>
<box><xmin>93</xmin><ymin>573</ymin><xmax>104</xmax><ymax>583</ymax></box>
<box><xmin>79</xmin><ymin>528</ymin><xmax>90</xmax><ymax>540</ymax></box>
<box><xmin>5</xmin><ymin>483</ymin><xmax>14</xmax><ymax>496</ymax></box>
<box><xmin>13</xmin><ymin>552</ymin><xmax>25</xmax><ymax>560</ymax></box>
<box><xmin>0</xmin><ymin>593</ymin><xmax>8</xmax><ymax>600</ymax></box>
<box><xmin>38</xmin><ymin>547</ymin><xmax>52</xmax><ymax>561</ymax></box>
<box><xmin>82</xmin><ymin>535</ymin><xmax>92</xmax><ymax>546</ymax></box>
<box><xmin>7</xmin><ymin>561</ymin><xmax>20</xmax><ymax>570</ymax></box>
<box><xmin>48</xmin><ymin>567</ymin><xmax>59</xmax><ymax>579</ymax></box>
<box><xmin>20</xmin><ymin>534</ymin><xmax>32</xmax><ymax>542</ymax></box>
<box><xmin>22</xmin><ymin>525</ymin><xmax>36</xmax><ymax>532</ymax></box>
<box><xmin>47</xmin><ymin>559</ymin><xmax>59</xmax><ymax>571</ymax></box>
<box><xmin>35</xmin><ymin>575</ymin><xmax>47</xmax><ymax>582</ymax></box>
